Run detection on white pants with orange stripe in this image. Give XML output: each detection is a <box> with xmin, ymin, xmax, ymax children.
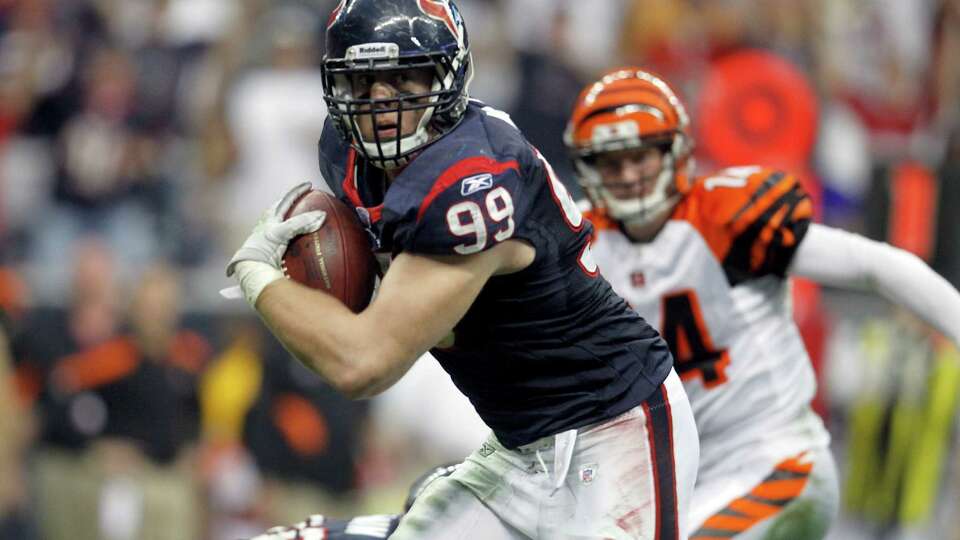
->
<box><xmin>391</xmin><ymin>369</ymin><xmax>699</xmax><ymax>539</ymax></box>
<box><xmin>688</xmin><ymin>409</ymin><xmax>839</xmax><ymax>540</ymax></box>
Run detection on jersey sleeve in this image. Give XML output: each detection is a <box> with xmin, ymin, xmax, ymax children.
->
<box><xmin>392</xmin><ymin>155</ymin><xmax>528</xmax><ymax>255</ymax></box>
<box><xmin>690</xmin><ymin>166</ymin><xmax>813</xmax><ymax>285</ymax></box>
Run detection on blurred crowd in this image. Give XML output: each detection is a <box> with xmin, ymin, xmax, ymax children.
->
<box><xmin>0</xmin><ymin>0</ymin><xmax>959</xmax><ymax>539</ymax></box>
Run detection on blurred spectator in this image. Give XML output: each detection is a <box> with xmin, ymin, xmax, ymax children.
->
<box><xmin>112</xmin><ymin>265</ymin><xmax>208</xmax><ymax>463</ymax></box>
<box><xmin>15</xmin><ymin>237</ymin><xmax>124</xmax><ymax>540</ymax></box>
<box><xmin>0</xmin><ymin>0</ymin><xmax>75</xmax><ymax>257</ymax></box>
<box><xmin>814</xmin><ymin>101</ymin><xmax>873</xmax><ymax>229</ymax></box>
<box><xmin>813</xmin><ymin>0</ymin><xmax>942</xmax><ymax>251</ymax></box>
<box><xmin>619</xmin><ymin>0</ymin><xmax>707</xmax><ymax>84</ymax></box>
<box><xmin>88</xmin><ymin>264</ymin><xmax>209</xmax><ymax>540</ymax></box>
<box><xmin>934</xmin><ymin>0</ymin><xmax>960</xmax><ymax>133</ymax></box>
<box><xmin>19</xmin><ymin>256</ymin><xmax>210</xmax><ymax>540</ymax></box>
<box><xmin>197</xmin><ymin>316</ymin><xmax>370</xmax><ymax>536</ymax></box>
<box><xmin>501</xmin><ymin>0</ymin><xmax>631</xmax><ymax>186</ymax></box>
<box><xmin>0</xmin><ymin>321</ymin><xmax>35</xmax><ymax>539</ymax></box>
<box><xmin>934</xmin><ymin>126</ymin><xmax>960</xmax><ymax>286</ymax></box>
<box><xmin>26</xmin><ymin>45</ymin><xmax>169</xmax><ymax>300</ymax></box>
<box><xmin>198</xmin><ymin>321</ymin><xmax>266</xmax><ymax>540</ymax></box>
<box><xmin>931</xmin><ymin>1</ymin><xmax>960</xmax><ymax>290</ymax></box>
<box><xmin>242</xmin><ymin>332</ymin><xmax>369</xmax><ymax>527</ymax></box>
<box><xmin>816</xmin><ymin>0</ymin><xmax>940</xmax><ymax>160</ymax></box>
<box><xmin>159</xmin><ymin>0</ymin><xmax>240</xmax><ymax>50</ymax></box>
<box><xmin>814</xmin><ymin>0</ymin><xmax>946</xmax><ymax>233</ymax></box>
<box><xmin>504</xmin><ymin>0</ymin><xmax>627</xmax><ymax>80</ymax></box>
<box><xmin>453</xmin><ymin>0</ymin><xmax>517</xmax><ymax>110</ymax></box>
<box><xmin>619</xmin><ymin>0</ymin><xmax>816</xmax><ymax>94</ymax></box>
<box><xmin>218</xmin><ymin>3</ymin><xmax>330</xmax><ymax>254</ymax></box>
<box><xmin>507</xmin><ymin>5</ymin><xmax>586</xmax><ymax>187</ymax></box>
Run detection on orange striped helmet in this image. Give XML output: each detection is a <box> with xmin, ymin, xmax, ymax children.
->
<box><xmin>565</xmin><ymin>68</ymin><xmax>694</xmax><ymax>227</ymax></box>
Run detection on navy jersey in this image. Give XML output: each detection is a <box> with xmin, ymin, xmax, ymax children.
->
<box><xmin>318</xmin><ymin>102</ymin><xmax>672</xmax><ymax>448</ymax></box>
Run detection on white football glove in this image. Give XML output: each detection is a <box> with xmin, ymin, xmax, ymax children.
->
<box><xmin>225</xmin><ymin>182</ymin><xmax>326</xmax><ymax>307</ymax></box>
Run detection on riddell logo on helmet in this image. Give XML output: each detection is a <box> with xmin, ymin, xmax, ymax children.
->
<box><xmin>346</xmin><ymin>43</ymin><xmax>400</xmax><ymax>61</ymax></box>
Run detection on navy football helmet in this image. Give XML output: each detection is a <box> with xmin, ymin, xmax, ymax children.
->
<box><xmin>321</xmin><ymin>0</ymin><xmax>473</xmax><ymax>169</ymax></box>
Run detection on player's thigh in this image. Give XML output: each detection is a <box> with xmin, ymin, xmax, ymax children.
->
<box><xmin>562</xmin><ymin>369</ymin><xmax>699</xmax><ymax>540</ymax></box>
<box><xmin>391</xmin><ymin>475</ymin><xmax>527</xmax><ymax>540</ymax></box>
<box><xmin>690</xmin><ymin>445</ymin><xmax>839</xmax><ymax>540</ymax></box>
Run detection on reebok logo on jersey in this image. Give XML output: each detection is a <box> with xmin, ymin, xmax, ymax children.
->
<box><xmin>460</xmin><ymin>173</ymin><xmax>494</xmax><ymax>196</ymax></box>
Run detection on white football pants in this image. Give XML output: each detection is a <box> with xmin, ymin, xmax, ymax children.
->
<box><xmin>688</xmin><ymin>410</ymin><xmax>839</xmax><ymax>540</ymax></box>
<box><xmin>391</xmin><ymin>369</ymin><xmax>699</xmax><ymax>539</ymax></box>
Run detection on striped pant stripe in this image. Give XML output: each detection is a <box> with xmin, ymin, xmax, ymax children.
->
<box><xmin>643</xmin><ymin>385</ymin><xmax>679</xmax><ymax>540</ymax></box>
<box><xmin>691</xmin><ymin>452</ymin><xmax>814</xmax><ymax>539</ymax></box>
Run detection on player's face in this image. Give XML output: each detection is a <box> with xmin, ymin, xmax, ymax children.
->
<box><xmin>351</xmin><ymin>68</ymin><xmax>435</xmax><ymax>142</ymax></box>
<box><xmin>594</xmin><ymin>147</ymin><xmax>665</xmax><ymax>200</ymax></box>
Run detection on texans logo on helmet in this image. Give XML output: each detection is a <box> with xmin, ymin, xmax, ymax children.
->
<box><xmin>418</xmin><ymin>0</ymin><xmax>459</xmax><ymax>39</ymax></box>
<box><xmin>327</xmin><ymin>0</ymin><xmax>347</xmax><ymax>29</ymax></box>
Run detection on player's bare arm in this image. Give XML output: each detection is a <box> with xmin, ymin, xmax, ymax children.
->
<box><xmin>223</xmin><ymin>177</ymin><xmax>529</xmax><ymax>398</ymax></box>
<box><xmin>253</xmin><ymin>235</ymin><xmax>534</xmax><ymax>399</ymax></box>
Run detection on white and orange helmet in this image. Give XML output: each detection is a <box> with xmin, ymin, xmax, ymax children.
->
<box><xmin>565</xmin><ymin>68</ymin><xmax>694</xmax><ymax>227</ymax></box>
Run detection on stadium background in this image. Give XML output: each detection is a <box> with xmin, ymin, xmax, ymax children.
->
<box><xmin>0</xmin><ymin>0</ymin><xmax>958</xmax><ymax>538</ymax></box>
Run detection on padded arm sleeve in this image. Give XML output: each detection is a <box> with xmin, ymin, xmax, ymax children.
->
<box><xmin>790</xmin><ymin>223</ymin><xmax>960</xmax><ymax>346</ymax></box>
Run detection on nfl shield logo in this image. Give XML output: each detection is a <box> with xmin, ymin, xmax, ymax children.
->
<box><xmin>579</xmin><ymin>464</ymin><xmax>597</xmax><ymax>484</ymax></box>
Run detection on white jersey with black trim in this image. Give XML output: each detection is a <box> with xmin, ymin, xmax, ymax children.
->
<box><xmin>586</xmin><ymin>166</ymin><xmax>830</xmax><ymax>471</ymax></box>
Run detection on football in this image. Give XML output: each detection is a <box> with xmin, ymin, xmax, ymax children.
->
<box><xmin>281</xmin><ymin>189</ymin><xmax>377</xmax><ymax>312</ymax></box>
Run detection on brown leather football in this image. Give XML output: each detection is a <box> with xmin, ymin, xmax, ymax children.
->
<box><xmin>281</xmin><ymin>189</ymin><xmax>377</xmax><ymax>312</ymax></box>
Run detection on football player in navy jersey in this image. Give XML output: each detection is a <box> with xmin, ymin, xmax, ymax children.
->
<box><xmin>226</xmin><ymin>0</ymin><xmax>699</xmax><ymax>538</ymax></box>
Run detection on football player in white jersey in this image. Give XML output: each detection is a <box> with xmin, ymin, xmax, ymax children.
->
<box><xmin>564</xmin><ymin>67</ymin><xmax>960</xmax><ymax>539</ymax></box>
